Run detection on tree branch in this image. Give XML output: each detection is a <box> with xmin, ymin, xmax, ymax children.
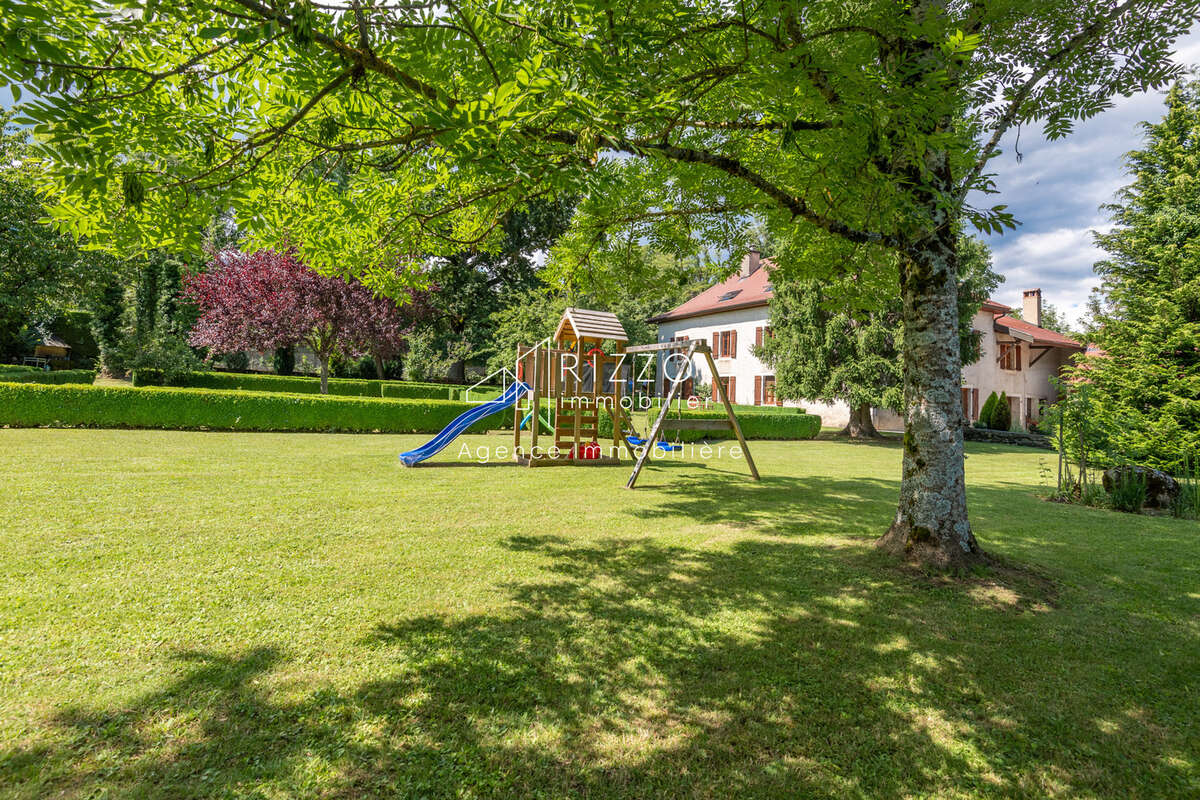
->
<box><xmin>958</xmin><ymin>0</ymin><xmax>1147</xmax><ymax>202</ymax></box>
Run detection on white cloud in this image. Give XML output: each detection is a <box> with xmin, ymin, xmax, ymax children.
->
<box><xmin>988</xmin><ymin>225</ymin><xmax>1113</xmax><ymax>324</ymax></box>
<box><xmin>977</xmin><ymin>27</ymin><xmax>1200</xmax><ymax>328</ymax></box>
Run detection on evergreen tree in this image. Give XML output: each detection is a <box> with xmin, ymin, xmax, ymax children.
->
<box><xmin>133</xmin><ymin>257</ymin><xmax>160</xmax><ymax>340</ymax></box>
<box><xmin>88</xmin><ymin>277</ymin><xmax>126</xmax><ymax>377</ymax></box>
<box><xmin>979</xmin><ymin>392</ymin><xmax>1000</xmax><ymax>430</ymax></box>
<box><xmin>273</xmin><ymin>347</ymin><xmax>296</xmax><ymax>376</ymax></box>
<box><xmin>993</xmin><ymin>392</ymin><xmax>1013</xmax><ymax>431</ymax></box>
<box><xmin>1088</xmin><ymin>79</ymin><xmax>1200</xmax><ymax>470</ymax></box>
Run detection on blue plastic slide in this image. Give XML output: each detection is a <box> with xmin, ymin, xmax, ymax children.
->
<box><xmin>399</xmin><ymin>381</ymin><xmax>530</xmax><ymax>466</ymax></box>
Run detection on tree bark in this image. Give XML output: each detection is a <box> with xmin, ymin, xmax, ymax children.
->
<box><xmin>319</xmin><ymin>357</ymin><xmax>330</xmax><ymax>395</ymax></box>
<box><xmin>876</xmin><ymin>225</ymin><xmax>985</xmax><ymax>569</ymax></box>
<box><xmin>373</xmin><ymin>353</ymin><xmax>385</xmax><ymax>380</ymax></box>
<box><xmin>841</xmin><ymin>403</ymin><xmax>880</xmax><ymax>438</ymax></box>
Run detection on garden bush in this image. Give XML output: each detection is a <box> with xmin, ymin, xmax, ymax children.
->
<box><xmin>601</xmin><ymin>406</ymin><xmax>821</xmax><ymax>441</ymax></box>
<box><xmin>1107</xmin><ymin>468</ymin><xmax>1148</xmax><ymax>513</ymax></box>
<box><xmin>0</xmin><ymin>382</ymin><xmax>512</xmax><ymax>434</ymax></box>
<box><xmin>993</xmin><ymin>391</ymin><xmax>1013</xmax><ymax>431</ymax></box>
<box><xmin>131</xmin><ymin>369</ymin><xmax>495</xmax><ymax>401</ymax></box>
<box><xmin>0</xmin><ymin>364</ymin><xmax>37</xmax><ymax>374</ymax></box>
<box><xmin>2</xmin><ymin>369</ymin><xmax>96</xmax><ymax>385</ymax></box>
<box><xmin>978</xmin><ymin>391</ymin><xmax>999</xmax><ymax>429</ymax></box>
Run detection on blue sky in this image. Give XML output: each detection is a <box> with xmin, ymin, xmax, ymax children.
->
<box><xmin>3</xmin><ymin>28</ymin><xmax>1198</xmax><ymax>325</ymax></box>
<box><xmin>979</xmin><ymin>30</ymin><xmax>1200</xmax><ymax>324</ymax></box>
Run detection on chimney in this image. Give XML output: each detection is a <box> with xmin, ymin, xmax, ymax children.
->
<box><xmin>740</xmin><ymin>249</ymin><xmax>761</xmax><ymax>278</ymax></box>
<box><xmin>1022</xmin><ymin>289</ymin><xmax>1043</xmax><ymax>328</ymax></box>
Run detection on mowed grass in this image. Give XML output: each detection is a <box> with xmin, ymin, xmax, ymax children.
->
<box><xmin>0</xmin><ymin>430</ymin><xmax>1196</xmax><ymax>799</ymax></box>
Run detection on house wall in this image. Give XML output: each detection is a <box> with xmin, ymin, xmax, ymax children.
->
<box><xmin>654</xmin><ymin>307</ymin><xmax>849</xmax><ymax>428</ymax></box>
<box><xmin>964</xmin><ymin>310</ymin><xmax>1071</xmax><ymax>429</ymax></box>
<box><xmin>873</xmin><ymin>309</ymin><xmax>1073</xmax><ymax>431</ymax></box>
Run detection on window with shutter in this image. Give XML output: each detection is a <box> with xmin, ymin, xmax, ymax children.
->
<box><xmin>998</xmin><ymin>342</ymin><xmax>1022</xmax><ymax>371</ymax></box>
<box><xmin>728</xmin><ymin>376</ymin><xmax>736</xmax><ymax>402</ymax></box>
<box><xmin>712</xmin><ymin>330</ymin><xmax>719</xmax><ymax>356</ymax></box>
<box><xmin>754</xmin><ymin>375</ymin><xmax>762</xmax><ymax>405</ymax></box>
<box><xmin>730</xmin><ymin>330</ymin><xmax>738</xmax><ymax>359</ymax></box>
<box><xmin>763</xmin><ymin>376</ymin><xmax>779</xmax><ymax>406</ymax></box>
<box><xmin>755</xmin><ymin>327</ymin><xmax>763</xmax><ymax>348</ymax></box>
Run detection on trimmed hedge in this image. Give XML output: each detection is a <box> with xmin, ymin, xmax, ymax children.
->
<box><xmin>0</xmin><ymin>382</ymin><xmax>513</xmax><ymax>434</ymax></box>
<box><xmin>2</xmin><ymin>369</ymin><xmax>96</xmax><ymax>385</ymax></box>
<box><xmin>645</xmin><ymin>397</ymin><xmax>808</xmax><ymax>415</ymax></box>
<box><xmin>0</xmin><ymin>364</ymin><xmax>37</xmax><ymax>374</ymax></box>
<box><xmin>600</xmin><ymin>406</ymin><xmax>821</xmax><ymax>441</ymax></box>
<box><xmin>131</xmin><ymin>369</ymin><xmax>498</xmax><ymax>401</ymax></box>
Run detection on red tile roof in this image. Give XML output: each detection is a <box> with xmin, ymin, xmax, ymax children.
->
<box><xmin>647</xmin><ymin>261</ymin><xmax>775</xmax><ymax>323</ymax></box>
<box><xmin>993</xmin><ymin>315</ymin><xmax>1083</xmax><ymax>350</ymax></box>
<box><xmin>651</xmin><ymin>265</ymin><xmax>1082</xmax><ymax>351</ymax></box>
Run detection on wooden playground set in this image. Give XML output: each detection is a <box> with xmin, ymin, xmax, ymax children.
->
<box><xmin>512</xmin><ymin>308</ymin><xmax>759</xmax><ymax>488</ymax></box>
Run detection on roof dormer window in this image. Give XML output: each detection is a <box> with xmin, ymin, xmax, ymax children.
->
<box><xmin>718</xmin><ymin>290</ymin><xmax>742</xmax><ymax>302</ymax></box>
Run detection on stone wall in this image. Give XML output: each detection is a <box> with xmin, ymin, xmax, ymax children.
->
<box><xmin>963</xmin><ymin>426</ymin><xmax>1053</xmax><ymax>449</ymax></box>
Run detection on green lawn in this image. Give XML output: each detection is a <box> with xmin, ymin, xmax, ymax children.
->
<box><xmin>0</xmin><ymin>430</ymin><xmax>1196</xmax><ymax>799</ymax></box>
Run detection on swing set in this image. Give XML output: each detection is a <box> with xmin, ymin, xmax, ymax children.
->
<box><xmin>511</xmin><ymin>308</ymin><xmax>759</xmax><ymax>488</ymax></box>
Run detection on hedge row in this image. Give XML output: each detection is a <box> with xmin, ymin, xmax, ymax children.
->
<box><xmin>599</xmin><ymin>406</ymin><xmax>821</xmax><ymax>441</ymax></box>
<box><xmin>644</xmin><ymin>397</ymin><xmax>809</xmax><ymax>415</ymax></box>
<box><xmin>0</xmin><ymin>382</ymin><xmax>513</xmax><ymax>434</ymax></box>
<box><xmin>1</xmin><ymin>369</ymin><xmax>96</xmax><ymax>385</ymax></box>
<box><xmin>0</xmin><ymin>364</ymin><xmax>36</xmax><ymax>374</ymax></box>
<box><xmin>131</xmin><ymin>369</ymin><xmax>500</xmax><ymax>401</ymax></box>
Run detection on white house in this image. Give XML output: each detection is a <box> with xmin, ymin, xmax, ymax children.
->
<box><xmin>648</xmin><ymin>252</ymin><xmax>1083</xmax><ymax>431</ymax></box>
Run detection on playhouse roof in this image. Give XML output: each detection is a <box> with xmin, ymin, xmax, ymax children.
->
<box><xmin>556</xmin><ymin>308</ymin><xmax>628</xmax><ymax>342</ymax></box>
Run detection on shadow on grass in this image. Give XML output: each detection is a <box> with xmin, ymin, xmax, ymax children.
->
<box><xmin>3</xmin><ymin>480</ymin><xmax>1197</xmax><ymax>798</ymax></box>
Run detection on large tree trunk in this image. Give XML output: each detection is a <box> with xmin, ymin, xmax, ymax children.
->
<box><xmin>319</xmin><ymin>357</ymin><xmax>330</xmax><ymax>395</ymax></box>
<box><xmin>876</xmin><ymin>225</ymin><xmax>985</xmax><ymax>570</ymax></box>
<box><xmin>841</xmin><ymin>403</ymin><xmax>880</xmax><ymax>438</ymax></box>
<box><xmin>373</xmin><ymin>353</ymin><xmax>385</xmax><ymax>380</ymax></box>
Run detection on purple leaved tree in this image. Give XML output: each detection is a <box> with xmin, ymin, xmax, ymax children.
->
<box><xmin>185</xmin><ymin>249</ymin><xmax>420</xmax><ymax>393</ymax></box>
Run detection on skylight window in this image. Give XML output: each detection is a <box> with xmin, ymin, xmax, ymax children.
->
<box><xmin>718</xmin><ymin>290</ymin><xmax>742</xmax><ymax>302</ymax></box>
<box><xmin>764</xmin><ymin>284</ymin><xmax>774</xmax><ymax>293</ymax></box>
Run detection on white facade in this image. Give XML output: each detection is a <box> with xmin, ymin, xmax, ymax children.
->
<box><xmin>653</xmin><ymin>306</ymin><xmax>851</xmax><ymax>428</ymax></box>
<box><xmin>654</xmin><ymin>288</ymin><xmax>1079</xmax><ymax>433</ymax></box>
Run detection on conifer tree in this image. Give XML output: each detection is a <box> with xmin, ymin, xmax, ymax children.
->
<box><xmin>1088</xmin><ymin>79</ymin><xmax>1200</xmax><ymax>469</ymax></box>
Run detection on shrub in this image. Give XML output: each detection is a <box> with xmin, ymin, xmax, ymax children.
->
<box><xmin>0</xmin><ymin>364</ymin><xmax>37</xmax><ymax>374</ymax></box>
<box><xmin>993</xmin><ymin>392</ymin><xmax>1013</xmax><ymax>431</ymax></box>
<box><xmin>1171</xmin><ymin>453</ymin><xmax>1199</xmax><ymax>520</ymax></box>
<box><xmin>130</xmin><ymin>369</ymin><xmax>494</xmax><ymax>401</ymax></box>
<box><xmin>0</xmin><ymin>382</ymin><xmax>512</xmax><ymax>434</ymax></box>
<box><xmin>1108</xmin><ymin>468</ymin><xmax>1148</xmax><ymax>513</ymax></box>
<box><xmin>2</xmin><ymin>369</ymin><xmax>96</xmax><ymax>385</ymax></box>
<box><xmin>1080</xmin><ymin>483</ymin><xmax>1110</xmax><ymax>509</ymax></box>
<box><xmin>978</xmin><ymin>391</ymin><xmax>999</xmax><ymax>428</ymax></box>
<box><xmin>602</xmin><ymin>406</ymin><xmax>821</xmax><ymax>441</ymax></box>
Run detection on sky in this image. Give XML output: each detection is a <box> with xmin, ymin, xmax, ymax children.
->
<box><xmin>2</xmin><ymin>28</ymin><xmax>1198</xmax><ymax>326</ymax></box>
<box><xmin>978</xmin><ymin>30</ymin><xmax>1200</xmax><ymax>325</ymax></box>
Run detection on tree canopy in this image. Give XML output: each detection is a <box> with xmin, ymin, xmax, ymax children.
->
<box><xmin>185</xmin><ymin>249</ymin><xmax>420</xmax><ymax>392</ymax></box>
<box><xmin>0</xmin><ymin>2</ymin><xmax>1191</xmax><ymax>278</ymax></box>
